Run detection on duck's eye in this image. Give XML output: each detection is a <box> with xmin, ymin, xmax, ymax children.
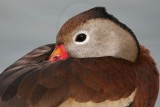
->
<box><xmin>74</xmin><ymin>32</ymin><xmax>90</xmax><ymax>45</ymax></box>
<box><xmin>75</xmin><ymin>33</ymin><xmax>87</xmax><ymax>42</ymax></box>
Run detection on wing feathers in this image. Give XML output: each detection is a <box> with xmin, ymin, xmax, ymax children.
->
<box><xmin>38</xmin><ymin>62</ymin><xmax>68</xmax><ymax>88</ymax></box>
<box><xmin>69</xmin><ymin>58</ymin><xmax>136</xmax><ymax>102</ymax></box>
<box><xmin>0</xmin><ymin>44</ymin><xmax>55</xmax><ymax>103</ymax></box>
<box><xmin>17</xmin><ymin>69</ymin><xmax>40</xmax><ymax>99</ymax></box>
<box><xmin>0</xmin><ymin>66</ymin><xmax>38</xmax><ymax>100</ymax></box>
<box><xmin>37</xmin><ymin>84</ymin><xmax>69</xmax><ymax>107</ymax></box>
<box><xmin>0</xmin><ymin>45</ymin><xmax>158</xmax><ymax>107</ymax></box>
<box><xmin>1</xmin><ymin>69</ymin><xmax>34</xmax><ymax>101</ymax></box>
<box><xmin>27</xmin><ymin>84</ymin><xmax>47</xmax><ymax>106</ymax></box>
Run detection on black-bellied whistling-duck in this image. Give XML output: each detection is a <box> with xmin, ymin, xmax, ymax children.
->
<box><xmin>0</xmin><ymin>7</ymin><xmax>159</xmax><ymax>107</ymax></box>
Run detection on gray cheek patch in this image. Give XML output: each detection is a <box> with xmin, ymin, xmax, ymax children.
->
<box><xmin>65</xmin><ymin>19</ymin><xmax>138</xmax><ymax>62</ymax></box>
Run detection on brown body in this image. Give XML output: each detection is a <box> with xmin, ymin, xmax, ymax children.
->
<box><xmin>0</xmin><ymin>44</ymin><xmax>159</xmax><ymax>107</ymax></box>
<box><xmin>0</xmin><ymin>7</ymin><xmax>159</xmax><ymax>107</ymax></box>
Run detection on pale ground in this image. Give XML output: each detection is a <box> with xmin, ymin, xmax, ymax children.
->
<box><xmin>0</xmin><ymin>0</ymin><xmax>159</xmax><ymax>106</ymax></box>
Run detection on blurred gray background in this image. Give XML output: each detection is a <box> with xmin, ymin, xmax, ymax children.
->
<box><xmin>0</xmin><ymin>0</ymin><xmax>159</xmax><ymax>106</ymax></box>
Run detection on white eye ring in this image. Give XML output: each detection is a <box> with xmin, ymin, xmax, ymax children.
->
<box><xmin>73</xmin><ymin>31</ymin><xmax>90</xmax><ymax>45</ymax></box>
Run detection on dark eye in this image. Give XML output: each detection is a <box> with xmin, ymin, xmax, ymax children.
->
<box><xmin>75</xmin><ymin>33</ymin><xmax>87</xmax><ymax>42</ymax></box>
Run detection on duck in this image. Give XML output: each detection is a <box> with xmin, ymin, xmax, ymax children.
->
<box><xmin>0</xmin><ymin>7</ymin><xmax>159</xmax><ymax>107</ymax></box>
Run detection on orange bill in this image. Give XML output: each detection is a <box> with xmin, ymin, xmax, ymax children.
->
<box><xmin>49</xmin><ymin>44</ymin><xmax>69</xmax><ymax>63</ymax></box>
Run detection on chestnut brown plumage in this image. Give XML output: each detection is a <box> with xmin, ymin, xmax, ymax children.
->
<box><xmin>0</xmin><ymin>7</ymin><xmax>159</xmax><ymax>107</ymax></box>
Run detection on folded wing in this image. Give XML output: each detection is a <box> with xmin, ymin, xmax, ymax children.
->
<box><xmin>0</xmin><ymin>44</ymin><xmax>138</xmax><ymax>107</ymax></box>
